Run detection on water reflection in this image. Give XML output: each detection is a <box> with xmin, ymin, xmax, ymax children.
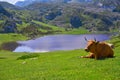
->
<box><xmin>14</xmin><ymin>34</ymin><xmax>110</xmax><ymax>52</ymax></box>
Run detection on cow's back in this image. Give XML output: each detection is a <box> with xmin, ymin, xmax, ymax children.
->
<box><xmin>96</xmin><ymin>42</ymin><xmax>114</xmax><ymax>58</ymax></box>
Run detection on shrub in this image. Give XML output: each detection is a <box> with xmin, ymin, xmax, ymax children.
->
<box><xmin>17</xmin><ymin>54</ymin><xmax>39</xmax><ymax>60</ymax></box>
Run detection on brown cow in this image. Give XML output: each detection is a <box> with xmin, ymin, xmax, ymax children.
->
<box><xmin>81</xmin><ymin>38</ymin><xmax>114</xmax><ymax>59</ymax></box>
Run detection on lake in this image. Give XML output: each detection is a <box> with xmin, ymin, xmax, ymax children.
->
<box><xmin>14</xmin><ymin>34</ymin><xmax>111</xmax><ymax>52</ymax></box>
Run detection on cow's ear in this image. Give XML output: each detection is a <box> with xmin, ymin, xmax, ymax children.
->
<box><xmin>94</xmin><ymin>37</ymin><xmax>96</xmax><ymax>41</ymax></box>
<box><xmin>95</xmin><ymin>41</ymin><xmax>99</xmax><ymax>44</ymax></box>
<box><xmin>84</xmin><ymin>37</ymin><xmax>88</xmax><ymax>41</ymax></box>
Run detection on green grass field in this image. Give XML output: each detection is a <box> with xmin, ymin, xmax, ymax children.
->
<box><xmin>0</xmin><ymin>34</ymin><xmax>120</xmax><ymax>80</ymax></box>
<box><xmin>0</xmin><ymin>34</ymin><xmax>27</xmax><ymax>44</ymax></box>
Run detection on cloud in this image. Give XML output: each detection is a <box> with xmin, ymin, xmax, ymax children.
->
<box><xmin>0</xmin><ymin>0</ymin><xmax>24</xmax><ymax>4</ymax></box>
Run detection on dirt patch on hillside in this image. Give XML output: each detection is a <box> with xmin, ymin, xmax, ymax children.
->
<box><xmin>0</xmin><ymin>41</ymin><xmax>19</xmax><ymax>51</ymax></box>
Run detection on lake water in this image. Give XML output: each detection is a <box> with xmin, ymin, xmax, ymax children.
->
<box><xmin>14</xmin><ymin>34</ymin><xmax>111</xmax><ymax>52</ymax></box>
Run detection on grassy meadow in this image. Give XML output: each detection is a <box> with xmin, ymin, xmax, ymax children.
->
<box><xmin>0</xmin><ymin>34</ymin><xmax>27</xmax><ymax>44</ymax></box>
<box><xmin>0</xmin><ymin>34</ymin><xmax>120</xmax><ymax>80</ymax></box>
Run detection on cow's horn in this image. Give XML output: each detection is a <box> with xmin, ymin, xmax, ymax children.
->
<box><xmin>94</xmin><ymin>37</ymin><xmax>96</xmax><ymax>41</ymax></box>
<box><xmin>84</xmin><ymin>37</ymin><xmax>88</xmax><ymax>41</ymax></box>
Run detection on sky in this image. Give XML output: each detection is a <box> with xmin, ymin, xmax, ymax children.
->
<box><xmin>0</xmin><ymin>0</ymin><xmax>24</xmax><ymax>4</ymax></box>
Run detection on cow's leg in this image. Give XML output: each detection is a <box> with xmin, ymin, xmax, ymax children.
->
<box><xmin>81</xmin><ymin>53</ymin><xmax>95</xmax><ymax>58</ymax></box>
<box><xmin>95</xmin><ymin>54</ymin><xmax>99</xmax><ymax>60</ymax></box>
<box><xmin>107</xmin><ymin>50</ymin><xmax>114</xmax><ymax>58</ymax></box>
<box><xmin>108</xmin><ymin>53</ymin><xmax>114</xmax><ymax>58</ymax></box>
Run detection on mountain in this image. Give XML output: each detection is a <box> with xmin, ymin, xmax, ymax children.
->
<box><xmin>15</xmin><ymin>0</ymin><xmax>120</xmax><ymax>7</ymax></box>
<box><xmin>0</xmin><ymin>4</ymin><xmax>17</xmax><ymax>33</ymax></box>
<box><xmin>0</xmin><ymin>2</ymin><xmax>20</xmax><ymax>10</ymax></box>
<box><xmin>94</xmin><ymin>0</ymin><xmax>120</xmax><ymax>6</ymax></box>
<box><xmin>0</xmin><ymin>4</ymin><xmax>12</xmax><ymax>17</ymax></box>
<box><xmin>23</xmin><ymin>2</ymin><xmax>120</xmax><ymax>31</ymax></box>
<box><xmin>15</xmin><ymin>0</ymin><xmax>53</xmax><ymax>7</ymax></box>
<box><xmin>0</xmin><ymin>0</ymin><xmax>120</xmax><ymax>36</ymax></box>
<box><xmin>15</xmin><ymin>0</ymin><xmax>93</xmax><ymax>7</ymax></box>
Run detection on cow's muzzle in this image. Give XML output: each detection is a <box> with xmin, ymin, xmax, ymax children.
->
<box><xmin>84</xmin><ymin>48</ymin><xmax>89</xmax><ymax>52</ymax></box>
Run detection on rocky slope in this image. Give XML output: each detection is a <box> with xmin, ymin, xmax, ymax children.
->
<box><xmin>0</xmin><ymin>0</ymin><xmax>120</xmax><ymax>35</ymax></box>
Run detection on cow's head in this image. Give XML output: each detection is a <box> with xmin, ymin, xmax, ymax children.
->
<box><xmin>84</xmin><ymin>37</ymin><xmax>99</xmax><ymax>52</ymax></box>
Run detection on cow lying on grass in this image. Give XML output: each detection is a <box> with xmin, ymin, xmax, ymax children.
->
<box><xmin>81</xmin><ymin>38</ymin><xmax>114</xmax><ymax>59</ymax></box>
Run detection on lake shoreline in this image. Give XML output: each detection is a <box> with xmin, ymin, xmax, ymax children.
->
<box><xmin>14</xmin><ymin>34</ymin><xmax>111</xmax><ymax>53</ymax></box>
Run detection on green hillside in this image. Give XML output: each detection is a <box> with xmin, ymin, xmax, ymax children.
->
<box><xmin>0</xmin><ymin>1</ymin><xmax>120</xmax><ymax>37</ymax></box>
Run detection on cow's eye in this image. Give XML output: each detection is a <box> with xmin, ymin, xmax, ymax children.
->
<box><xmin>87</xmin><ymin>44</ymin><xmax>93</xmax><ymax>50</ymax></box>
<box><xmin>87</xmin><ymin>46</ymin><xmax>91</xmax><ymax>50</ymax></box>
